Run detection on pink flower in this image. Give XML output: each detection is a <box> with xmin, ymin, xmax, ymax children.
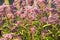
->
<box><xmin>54</xmin><ymin>0</ymin><xmax>60</xmax><ymax>4</ymax></box>
<box><xmin>36</xmin><ymin>0</ymin><xmax>44</xmax><ymax>4</ymax></box>
<box><xmin>34</xmin><ymin>8</ymin><xmax>41</xmax><ymax>14</ymax></box>
<box><xmin>21</xmin><ymin>1</ymin><xmax>26</xmax><ymax>6</ymax></box>
<box><xmin>30</xmin><ymin>14</ymin><xmax>35</xmax><ymax>20</ymax></box>
<box><xmin>13</xmin><ymin>3</ymin><xmax>16</xmax><ymax>6</ymax></box>
<box><xmin>3</xmin><ymin>33</ymin><xmax>13</xmax><ymax>39</ymax></box>
<box><xmin>14</xmin><ymin>0</ymin><xmax>18</xmax><ymax>2</ymax></box>
<box><xmin>8</xmin><ymin>33</ymin><xmax>13</xmax><ymax>39</ymax></box>
<box><xmin>16</xmin><ymin>8</ymin><xmax>23</xmax><ymax>16</ymax></box>
<box><xmin>0</xmin><ymin>38</ymin><xmax>4</xmax><ymax>40</ymax></box>
<box><xmin>16</xmin><ymin>21</ymin><xmax>22</xmax><ymax>26</ymax></box>
<box><xmin>3</xmin><ymin>34</ymin><xmax>8</xmax><ymax>38</ymax></box>
<box><xmin>0</xmin><ymin>5</ymin><xmax>4</xmax><ymax>9</ymax></box>
<box><xmin>0</xmin><ymin>6</ymin><xmax>4</xmax><ymax>12</ymax></box>
<box><xmin>11</xmin><ymin>26</ymin><xmax>18</xmax><ymax>32</ymax></box>
<box><xmin>20</xmin><ymin>13</ymin><xmax>27</xmax><ymax>18</ymax></box>
<box><xmin>41</xmin><ymin>30</ymin><xmax>47</xmax><ymax>37</ymax></box>
<box><xmin>40</xmin><ymin>17</ymin><xmax>47</xmax><ymax>23</ymax></box>
<box><xmin>16</xmin><ymin>11</ymin><xmax>21</xmax><ymax>16</ymax></box>
<box><xmin>48</xmin><ymin>14</ymin><xmax>59</xmax><ymax>24</ymax></box>
<box><xmin>41</xmin><ymin>31</ymin><xmax>45</xmax><ymax>37</ymax></box>
<box><xmin>7</xmin><ymin>13</ymin><xmax>14</xmax><ymax>19</ymax></box>
<box><xmin>0</xmin><ymin>12</ymin><xmax>3</xmax><ymax>16</ymax></box>
<box><xmin>30</xmin><ymin>27</ymin><xmax>35</xmax><ymax>34</ymax></box>
<box><xmin>3</xmin><ymin>37</ymin><xmax>8</xmax><ymax>40</ymax></box>
<box><xmin>25</xmin><ymin>6</ymin><xmax>33</xmax><ymax>12</ymax></box>
<box><xmin>28</xmin><ymin>0</ymin><xmax>32</xmax><ymax>3</ymax></box>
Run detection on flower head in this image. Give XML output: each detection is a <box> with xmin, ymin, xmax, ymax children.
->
<box><xmin>30</xmin><ymin>27</ymin><xmax>35</xmax><ymax>34</ymax></box>
<box><xmin>41</xmin><ymin>31</ymin><xmax>45</xmax><ymax>37</ymax></box>
<box><xmin>48</xmin><ymin>14</ymin><xmax>59</xmax><ymax>24</ymax></box>
<box><xmin>7</xmin><ymin>13</ymin><xmax>14</xmax><ymax>19</ymax></box>
<box><xmin>41</xmin><ymin>30</ymin><xmax>47</xmax><ymax>37</ymax></box>
<box><xmin>3</xmin><ymin>33</ymin><xmax>13</xmax><ymax>39</ymax></box>
<box><xmin>36</xmin><ymin>0</ymin><xmax>44</xmax><ymax>5</ymax></box>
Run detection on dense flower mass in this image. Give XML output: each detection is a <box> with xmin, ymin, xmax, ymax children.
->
<box><xmin>0</xmin><ymin>0</ymin><xmax>60</xmax><ymax>40</ymax></box>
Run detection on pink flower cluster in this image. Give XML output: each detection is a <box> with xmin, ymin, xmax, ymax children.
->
<box><xmin>0</xmin><ymin>0</ymin><xmax>60</xmax><ymax>39</ymax></box>
<box><xmin>0</xmin><ymin>33</ymin><xmax>13</xmax><ymax>40</ymax></box>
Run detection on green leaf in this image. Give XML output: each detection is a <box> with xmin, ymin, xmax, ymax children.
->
<box><xmin>2</xmin><ymin>20</ymin><xmax>8</xmax><ymax>27</ymax></box>
<box><xmin>43</xmin><ymin>24</ymin><xmax>51</xmax><ymax>28</ymax></box>
<box><xmin>2</xmin><ymin>27</ymin><xmax>10</xmax><ymax>34</ymax></box>
<box><xmin>32</xmin><ymin>21</ymin><xmax>39</xmax><ymax>26</ymax></box>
